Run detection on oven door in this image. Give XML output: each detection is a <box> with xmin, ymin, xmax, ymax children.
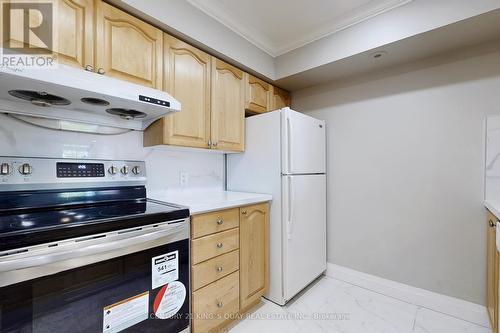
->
<box><xmin>0</xmin><ymin>221</ymin><xmax>190</xmax><ymax>333</ymax></box>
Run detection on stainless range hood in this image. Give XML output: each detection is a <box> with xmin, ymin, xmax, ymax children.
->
<box><xmin>0</xmin><ymin>64</ymin><xmax>181</xmax><ymax>131</ymax></box>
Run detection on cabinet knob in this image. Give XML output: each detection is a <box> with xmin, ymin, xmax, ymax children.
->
<box><xmin>216</xmin><ymin>300</ymin><xmax>223</xmax><ymax>308</ymax></box>
<box><xmin>216</xmin><ymin>243</ymin><xmax>223</xmax><ymax>249</ymax></box>
<box><xmin>217</xmin><ymin>218</ymin><xmax>224</xmax><ymax>225</ymax></box>
<box><xmin>216</xmin><ymin>266</ymin><xmax>223</xmax><ymax>272</ymax></box>
<box><xmin>241</xmin><ymin>210</ymin><xmax>247</xmax><ymax>215</ymax></box>
<box><xmin>97</xmin><ymin>67</ymin><xmax>106</xmax><ymax>75</ymax></box>
<box><xmin>490</xmin><ymin>220</ymin><xmax>496</xmax><ymax>228</ymax></box>
<box><xmin>84</xmin><ymin>64</ymin><xmax>94</xmax><ymax>72</ymax></box>
<box><xmin>213</xmin><ymin>142</ymin><xmax>218</xmax><ymax>148</ymax></box>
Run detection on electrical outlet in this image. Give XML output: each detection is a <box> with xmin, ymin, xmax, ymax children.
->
<box><xmin>179</xmin><ymin>172</ymin><xmax>189</xmax><ymax>187</ymax></box>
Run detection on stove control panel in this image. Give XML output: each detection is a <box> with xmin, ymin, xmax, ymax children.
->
<box><xmin>0</xmin><ymin>157</ymin><xmax>147</xmax><ymax>191</ymax></box>
<box><xmin>57</xmin><ymin>163</ymin><xmax>105</xmax><ymax>178</ymax></box>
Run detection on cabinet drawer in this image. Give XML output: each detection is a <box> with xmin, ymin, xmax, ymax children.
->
<box><xmin>192</xmin><ymin>271</ymin><xmax>239</xmax><ymax>333</ymax></box>
<box><xmin>192</xmin><ymin>208</ymin><xmax>240</xmax><ymax>239</ymax></box>
<box><xmin>192</xmin><ymin>250</ymin><xmax>239</xmax><ymax>291</ymax></box>
<box><xmin>192</xmin><ymin>229</ymin><xmax>239</xmax><ymax>264</ymax></box>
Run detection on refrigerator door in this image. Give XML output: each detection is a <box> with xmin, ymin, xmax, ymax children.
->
<box><xmin>282</xmin><ymin>108</ymin><xmax>326</xmax><ymax>175</ymax></box>
<box><xmin>282</xmin><ymin>174</ymin><xmax>326</xmax><ymax>302</ymax></box>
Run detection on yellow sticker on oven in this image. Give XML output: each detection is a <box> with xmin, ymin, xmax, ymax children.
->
<box><xmin>103</xmin><ymin>292</ymin><xmax>149</xmax><ymax>333</ymax></box>
<box><xmin>153</xmin><ymin>281</ymin><xmax>186</xmax><ymax>319</ymax></box>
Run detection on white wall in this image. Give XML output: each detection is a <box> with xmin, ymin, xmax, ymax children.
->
<box><xmin>292</xmin><ymin>45</ymin><xmax>500</xmax><ymax>305</ymax></box>
<box><xmin>0</xmin><ymin>114</ymin><xmax>224</xmax><ymax>193</ymax></box>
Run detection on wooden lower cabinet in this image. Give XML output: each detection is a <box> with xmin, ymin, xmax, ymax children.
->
<box><xmin>487</xmin><ymin>210</ymin><xmax>499</xmax><ymax>333</ymax></box>
<box><xmin>192</xmin><ymin>272</ymin><xmax>240</xmax><ymax>333</ymax></box>
<box><xmin>240</xmin><ymin>203</ymin><xmax>269</xmax><ymax>310</ymax></box>
<box><xmin>191</xmin><ymin>203</ymin><xmax>269</xmax><ymax>332</ymax></box>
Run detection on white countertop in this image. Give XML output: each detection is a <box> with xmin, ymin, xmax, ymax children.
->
<box><xmin>485</xmin><ymin>200</ymin><xmax>500</xmax><ymax>220</ymax></box>
<box><xmin>149</xmin><ymin>189</ymin><xmax>272</xmax><ymax>215</ymax></box>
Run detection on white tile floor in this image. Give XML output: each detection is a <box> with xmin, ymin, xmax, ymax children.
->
<box><xmin>226</xmin><ymin>276</ymin><xmax>491</xmax><ymax>333</ymax></box>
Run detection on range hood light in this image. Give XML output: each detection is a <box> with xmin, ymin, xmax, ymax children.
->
<box><xmin>9</xmin><ymin>114</ymin><xmax>131</xmax><ymax>135</ymax></box>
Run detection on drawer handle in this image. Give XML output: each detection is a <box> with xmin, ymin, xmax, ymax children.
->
<box><xmin>216</xmin><ymin>266</ymin><xmax>223</xmax><ymax>272</ymax></box>
<box><xmin>217</xmin><ymin>218</ymin><xmax>224</xmax><ymax>225</ymax></box>
<box><xmin>216</xmin><ymin>243</ymin><xmax>223</xmax><ymax>249</ymax></box>
<box><xmin>216</xmin><ymin>300</ymin><xmax>223</xmax><ymax>308</ymax></box>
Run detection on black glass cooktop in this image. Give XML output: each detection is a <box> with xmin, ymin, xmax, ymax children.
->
<box><xmin>0</xmin><ymin>199</ymin><xmax>184</xmax><ymax>235</ymax></box>
<box><xmin>0</xmin><ymin>187</ymin><xmax>189</xmax><ymax>252</ymax></box>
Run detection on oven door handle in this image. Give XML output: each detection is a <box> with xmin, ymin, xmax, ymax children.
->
<box><xmin>0</xmin><ymin>224</ymin><xmax>186</xmax><ymax>273</ymax></box>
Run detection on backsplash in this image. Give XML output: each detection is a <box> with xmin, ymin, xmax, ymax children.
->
<box><xmin>0</xmin><ymin>114</ymin><xmax>224</xmax><ymax>192</ymax></box>
<box><xmin>486</xmin><ymin>115</ymin><xmax>500</xmax><ymax>201</ymax></box>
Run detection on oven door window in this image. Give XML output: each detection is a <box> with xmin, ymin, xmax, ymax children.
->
<box><xmin>0</xmin><ymin>239</ymin><xmax>189</xmax><ymax>333</ymax></box>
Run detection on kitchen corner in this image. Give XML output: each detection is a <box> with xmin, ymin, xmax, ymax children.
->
<box><xmin>2</xmin><ymin>1</ymin><xmax>499</xmax><ymax>332</ymax></box>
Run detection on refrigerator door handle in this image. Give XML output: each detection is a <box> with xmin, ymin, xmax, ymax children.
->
<box><xmin>287</xmin><ymin>116</ymin><xmax>293</xmax><ymax>174</ymax></box>
<box><xmin>287</xmin><ymin>176</ymin><xmax>293</xmax><ymax>240</ymax></box>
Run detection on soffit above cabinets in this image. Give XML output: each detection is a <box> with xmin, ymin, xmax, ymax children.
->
<box><xmin>187</xmin><ymin>0</ymin><xmax>412</xmax><ymax>57</ymax></box>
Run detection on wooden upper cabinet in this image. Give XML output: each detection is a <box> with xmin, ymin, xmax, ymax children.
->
<box><xmin>245</xmin><ymin>74</ymin><xmax>271</xmax><ymax>114</ymax></box>
<box><xmin>211</xmin><ymin>58</ymin><xmax>245</xmax><ymax>152</ymax></box>
<box><xmin>55</xmin><ymin>0</ymin><xmax>94</xmax><ymax>69</ymax></box>
<box><xmin>3</xmin><ymin>0</ymin><xmax>94</xmax><ymax>68</ymax></box>
<box><xmin>95</xmin><ymin>1</ymin><xmax>163</xmax><ymax>88</ymax></box>
<box><xmin>240</xmin><ymin>203</ymin><xmax>269</xmax><ymax>310</ymax></box>
<box><xmin>271</xmin><ymin>86</ymin><xmax>291</xmax><ymax>111</ymax></box>
<box><xmin>144</xmin><ymin>34</ymin><xmax>211</xmax><ymax>148</ymax></box>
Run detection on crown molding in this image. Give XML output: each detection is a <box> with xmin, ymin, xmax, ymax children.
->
<box><xmin>187</xmin><ymin>0</ymin><xmax>413</xmax><ymax>57</ymax></box>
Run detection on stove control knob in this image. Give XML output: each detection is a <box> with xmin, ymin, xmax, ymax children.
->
<box><xmin>19</xmin><ymin>163</ymin><xmax>32</xmax><ymax>175</ymax></box>
<box><xmin>132</xmin><ymin>166</ymin><xmax>141</xmax><ymax>175</ymax></box>
<box><xmin>0</xmin><ymin>163</ymin><xmax>11</xmax><ymax>175</ymax></box>
<box><xmin>121</xmin><ymin>166</ymin><xmax>129</xmax><ymax>175</ymax></box>
<box><xmin>108</xmin><ymin>166</ymin><xmax>118</xmax><ymax>175</ymax></box>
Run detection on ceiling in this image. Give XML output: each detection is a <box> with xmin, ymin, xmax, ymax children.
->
<box><xmin>276</xmin><ymin>8</ymin><xmax>500</xmax><ymax>90</ymax></box>
<box><xmin>187</xmin><ymin>0</ymin><xmax>413</xmax><ymax>57</ymax></box>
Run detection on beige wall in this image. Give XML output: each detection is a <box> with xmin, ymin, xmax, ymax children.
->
<box><xmin>292</xmin><ymin>44</ymin><xmax>500</xmax><ymax>305</ymax></box>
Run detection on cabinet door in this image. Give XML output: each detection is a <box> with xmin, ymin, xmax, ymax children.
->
<box><xmin>240</xmin><ymin>203</ymin><xmax>269</xmax><ymax>310</ymax></box>
<box><xmin>95</xmin><ymin>1</ymin><xmax>162</xmax><ymax>88</ymax></box>
<box><xmin>3</xmin><ymin>0</ymin><xmax>94</xmax><ymax>69</ymax></box>
<box><xmin>145</xmin><ymin>34</ymin><xmax>211</xmax><ymax>148</ymax></box>
<box><xmin>245</xmin><ymin>74</ymin><xmax>271</xmax><ymax>114</ymax></box>
<box><xmin>271</xmin><ymin>86</ymin><xmax>291</xmax><ymax>111</ymax></box>
<box><xmin>55</xmin><ymin>0</ymin><xmax>94</xmax><ymax>69</ymax></box>
<box><xmin>211</xmin><ymin>58</ymin><xmax>245</xmax><ymax>152</ymax></box>
<box><xmin>487</xmin><ymin>211</ymin><xmax>499</xmax><ymax>333</ymax></box>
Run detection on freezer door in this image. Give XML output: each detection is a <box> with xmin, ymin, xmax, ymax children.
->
<box><xmin>282</xmin><ymin>108</ymin><xmax>326</xmax><ymax>174</ymax></box>
<box><xmin>282</xmin><ymin>174</ymin><xmax>326</xmax><ymax>301</ymax></box>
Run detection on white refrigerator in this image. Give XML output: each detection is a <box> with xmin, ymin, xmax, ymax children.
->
<box><xmin>227</xmin><ymin>108</ymin><xmax>326</xmax><ymax>305</ymax></box>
